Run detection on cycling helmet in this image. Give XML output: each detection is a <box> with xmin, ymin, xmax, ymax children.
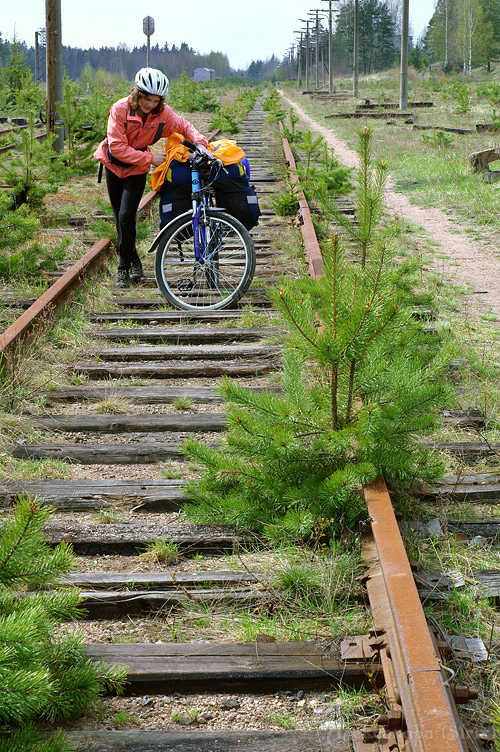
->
<box><xmin>134</xmin><ymin>68</ymin><xmax>169</xmax><ymax>97</ymax></box>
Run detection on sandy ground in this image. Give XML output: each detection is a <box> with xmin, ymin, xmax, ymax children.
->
<box><xmin>280</xmin><ymin>92</ymin><xmax>500</xmax><ymax>323</ymax></box>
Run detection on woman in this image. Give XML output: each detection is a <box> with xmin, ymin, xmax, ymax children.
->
<box><xmin>94</xmin><ymin>67</ymin><xmax>209</xmax><ymax>288</ymax></box>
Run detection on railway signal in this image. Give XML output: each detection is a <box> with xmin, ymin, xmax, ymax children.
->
<box><xmin>143</xmin><ymin>16</ymin><xmax>155</xmax><ymax>67</ymax></box>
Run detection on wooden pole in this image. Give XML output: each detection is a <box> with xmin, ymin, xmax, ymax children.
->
<box><xmin>45</xmin><ymin>0</ymin><xmax>64</xmax><ymax>152</ymax></box>
<box><xmin>297</xmin><ymin>33</ymin><xmax>303</xmax><ymax>88</ymax></box>
<box><xmin>327</xmin><ymin>0</ymin><xmax>333</xmax><ymax>94</ymax></box>
<box><xmin>34</xmin><ymin>31</ymin><xmax>39</xmax><ymax>84</ymax></box>
<box><xmin>353</xmin><ymin>0</ymin><xmax>359</xmax><ymax>98</ymax></box>
<box><xmin>301</xmin><ymin>20</ymin><xmax>310</xmax><ymax>91</ymax></box>
<box><xmin>400</xmin><ymin>0</ymin><xmax>409</xmax><ymax>110</ymax></box>
<box><xmin>315</xmin><ymin>11</ymin><xmax>319</xmax><ymax>90</ymax></box>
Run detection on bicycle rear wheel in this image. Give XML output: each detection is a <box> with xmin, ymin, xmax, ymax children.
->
<box><xmin>155</xmin><ymin>209</ymin><xmax>256</xmax><ymax>311</ymax></box>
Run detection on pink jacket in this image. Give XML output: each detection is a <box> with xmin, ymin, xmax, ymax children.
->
<box><xmin>94</xmin><ymin>97</ymin><xmax>209</xmax><ymax>178</ymax></box>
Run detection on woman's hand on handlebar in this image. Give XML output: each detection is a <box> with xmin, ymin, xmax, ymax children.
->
<box><xmin>181</xmin><ymin>140</ymin><xmax>213</xmax><ymax>159</ymax></box>
<box><xmin>180</xmin><ymin>139</ymin><xmax>223</xmax><ymax>171</ymax></box>
<box><xmin>151</xmin><ymin>153</ymin><xmax>166</xmax><ymax>168</ymax></box>
<box><xmin>195</xmin><ymin>143</ymin><xmax>213</xmax><ymax>158</ymax></box>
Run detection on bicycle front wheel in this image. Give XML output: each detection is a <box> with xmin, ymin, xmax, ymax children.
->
<box><xmin>155</xmin><ymin>210</ymin><xmax>256</xmax><ymax>311</ymax></box>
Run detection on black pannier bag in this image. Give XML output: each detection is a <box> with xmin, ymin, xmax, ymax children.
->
<box><xmin>212</xmin><ymin>159</ymin><xmax>261</xmax><ymax>231</ymax></box>
<box><xmin>159</xmin><ymin>158</ymin><xmax>260</xmax><ymax>230</ymax></box>
<box><xmin>158</xmin><ymin>160</ymin><xmax>192</xmax><ymax>228</ymax></box>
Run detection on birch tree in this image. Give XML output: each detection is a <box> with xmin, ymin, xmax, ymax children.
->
<box><xmin>457</xmin><ymin>0</ymin><xmax>481</xmax><ymax>74</ymax></box>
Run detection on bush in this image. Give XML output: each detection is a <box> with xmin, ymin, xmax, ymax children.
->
<box><xmin>210</xmin><ymin>104</ymin><xmax>242</xmax><ymax>134</ymax></box>
<box><xmin>0</xmin><ymin>193</ymin><xmax>39</xmax><ymax>255</ymax></box>
<box><xmin>272</xmin><ymin>180</ymin><xmax>300</xmax><ymax>215</ymax></box>
<box><xmin>0</xmin><ymin>498</ymin><xmax>128</xmax><ymax>750</ymax></box>
<box><xmin>422</xmin><ymin>130</ymin><xmax>454</xmax><ymax>149</ymax></box>
<box><xmin>183</xmin><ymin>128</ymin><xmax>451</xmax><ymax>543</ymax></box>
<box><xmin>169</xmin><ymin>71</ymin><xmax>219</xmax><ymax>113</ymax></box>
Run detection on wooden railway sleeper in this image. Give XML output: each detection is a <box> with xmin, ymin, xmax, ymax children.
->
<box><xmin>428</xmin><ymin>627</ymin><xmax>479</xmax><ymax>706</ymax></box>
<box><xmin>352</xmin><ymin>727</ymin><xmax>402</xmax><ymax>751</ymax></box>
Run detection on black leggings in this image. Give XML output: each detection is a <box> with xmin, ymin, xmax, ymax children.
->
<box><xmin>105</xmin><ymin>168</ymin><xmax>147</xmax><ymax>270</ymax></box>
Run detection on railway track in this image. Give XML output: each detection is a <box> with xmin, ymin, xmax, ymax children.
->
<box><xmin>0</xmin><ymin>100</ymin><xmax>496</xmax><ymax>751</ymax></box>
<box><xmin>0</xmin><ymin>120</ymin><xmax>47</xmax><ymax>155</ymax></box>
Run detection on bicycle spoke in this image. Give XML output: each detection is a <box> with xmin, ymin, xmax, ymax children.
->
<box><xmin>155</xmin><ymin>211</ymin><xmax>256</xmax><ymax>310</ymax></box>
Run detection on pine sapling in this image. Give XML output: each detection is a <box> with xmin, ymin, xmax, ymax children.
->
<box><xmin>0</xmin><ymin>497</ymin><xmax>128</xmax><ymax>750</ymax></box>
<box><xmin>183</xmin><ymin>126</ymin><xmax>453</xmax><ymax>543</ymax></box>
<box><xmin>310</xmin><ymin>126</ymin><xmax>388</xmax><ymax>267</ymax></box>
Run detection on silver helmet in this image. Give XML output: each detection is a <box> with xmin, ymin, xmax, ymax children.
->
<box><xmin>134</xmin><ymin>68</ymin><xmax>169</xmax><ymax>96</ymax></box>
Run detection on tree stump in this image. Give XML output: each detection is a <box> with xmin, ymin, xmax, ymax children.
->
<box><xmin>469</xmin><ymin>148</ymin><xmax>500</xmax><ymax>172</ymax></box>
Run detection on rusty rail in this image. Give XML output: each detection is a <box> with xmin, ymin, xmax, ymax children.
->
<box><xmin>0</xmin><ymin>129</ymin><xmax>48</xmax><ymax>156</ymax></box>
<box><xmin>278</xmin><ymin>120</ymin><xmax>471</xmax><ymax>752</ymax></box>
<box><xmin>278</xmin><ymin>122</ymin><xmax>325</xmax><ymax>279</ymax></box>
<box><xmin>137</xmin><ymin>187</ymin><xmax>158</xmax><ymax>219</ymax></box>
<box><xmin>362</xmin><ymin>480</ymin><xmax>468</xmax><ymax>752</ymax></box>
<box><xmin>0</xmin><ymin>125</ymin><xmax>221</xmax><ymax>362</ymax></box>
<box><xmin>0</xmin><ymin>237</ymin><xmax>112</xmax><ymax>367</ymax></box>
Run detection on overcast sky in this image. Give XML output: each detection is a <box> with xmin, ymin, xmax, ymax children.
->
<box><xmin>3</xmin><ymin>1</ymin><xmax>436</xmax><ymax>71</ymax></box>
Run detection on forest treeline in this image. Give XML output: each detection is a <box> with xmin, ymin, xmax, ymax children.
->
<box><xmin>0</xmin><ymin>1</ymin><xmax>401</xmax><ymax>84</ymax></box>
<box><xmin>0</xmin><ymin>32</ymin><xmax>280</xmax><ymax>82</ymax></box>
<box><xmin>2</xmin><ymin>0</ymin><xmax>500</xmax><ymax>88</ymax></box>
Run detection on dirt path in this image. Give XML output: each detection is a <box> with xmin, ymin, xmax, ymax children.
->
<box><xmin>280</xmin><ymin>92</ymin><xmax>500</xmax><ymax>323</ymax></box>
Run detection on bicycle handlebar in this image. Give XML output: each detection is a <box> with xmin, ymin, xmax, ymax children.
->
<box><xmin>182</xmin><ymin>139</ymin><xmax>222</xmax><ymax>166</ymax></box>
<box><xmin>181</xmin><ymin>139</ymin><xmax>198</xmax><ymax>152</ymax></box>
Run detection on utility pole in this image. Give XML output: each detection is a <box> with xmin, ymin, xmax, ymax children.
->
<box><xmin>353</xmin><ymin>0</ymin><xmax>359</xmax><ymax>98</ymax></box>
<box><xmin>45</xmin><ymin>0</ymin><xmax>64</xmax><ymax>152</ymax></box>
<box><xmin>294</xmin><ymin>31</ymin><xmax>303</xmax><ymax>89</ymax></box>
<box><xmin>314</xmin><ymin>11</ymin><xmax>320</xmax><ymax>90</ymax></box>
<box><xmin>35</xmin><ymin>31</ymin><xmax>40</xmax><ymax>84</ymax></box>
<box><xmin>308</xmin><ymin>10</ymin><xmax>321</xmax><ymax>90</ymax></box>
<box><xmin>400</xmin><ymin>0</ymin><xmax>409</xmax><ymax>109</ymax></box>
<box><xmin>300</xmin><ymin>19</ymin><xmax>311</xmax><ymax>92</ymax></box>
<box><xmin>321</xmin><ymin>0</ymin><xmax>335</xmax><ymax>94</ymax></box>
<box><xmin>288</xmin><ymin>46</ymin><xmax>295</xmax><ymax>80</ymax></box>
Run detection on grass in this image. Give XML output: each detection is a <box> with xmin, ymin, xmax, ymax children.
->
<box><xmin>425</xmin><ymin>589</ymin><xmax>493</xmax><ymax>637</ymax></box>
<box><xmin>0</xmin><ymin>457</ymin><xmax>69</xmax><ymax>481</ymax></box>
<box><xmin>227</xmin><ymin>599</ymin><xmax>370</xmax><ymax>642</ymax></box>
<box><xmin>0</xmin><ymin>272</ymin><xmax>112</xmax><ymax>414</ymax></box>
<box><xmin>97</xmin><ymin>509</ymin><xmax>128</xmax><ymax>524</ymax></box>
<box><xmin>93</xmin><ymin>396</ymin><xmax>133</xmax><ymax>414</ymax></box>
<box><xmin>70</xmin><ymin>372</ymin><xmax>89</xmax><ymax>386</ymax></box>
<box><xmin>280</xmin><ymin>72</ymin><xmax>500</xmax><ymax>240</ymax></box>
<box><xmin>266</xmin><ymin>709</ymin><xmax>296</xmax><ymax>729</ymax></box>
<box><xmin>112</xmin><ymin>710</ymin><xmax>139</xmax><ymax>726</ymax></box>
<box><xmin>141</xmin><ymin>537</ymin><xmax>180</xmax><ymax>565</ymax></box>
<box><xmin>171</xmin><ymin>708</ymin><xmax>200</xmax><ymax>723</ymax></box>
<box><xmin>330</xmin><ymin>686</ymin><xmax>387</xmax><ymax>728</ymax></box>
<box><xmin>270</xmin><ymin>545</ymin><xmax>364</xmax><ymax>612</ymax></box>
<box><xmin>160</xmin><ymin>461</ymin><xmax>187</xmax><ymax>479</ymax></box>
<box><xmin>172</xmin><ymin>396</ymin><xmax>194</xmax><ymax>410</ymax></box>
<box><xmin>213</xmin><ymin>546</ymin><xmax>372</xmax><ymax>642</ymax></box>
<box><xmin>0</xmin><ymin>411</ymin><xmax>39</xmax><ymax>444</ymax></box>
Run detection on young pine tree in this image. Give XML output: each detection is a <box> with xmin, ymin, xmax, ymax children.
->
<box><xmin>183</xmin><ymin>127</ymin><xmax>453</xmax><ymax>543</ymax></box>
<box><xmin>0</xmin><ymin>497</ymin><xmax>127</xmax><ymax>751</ymax></box>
